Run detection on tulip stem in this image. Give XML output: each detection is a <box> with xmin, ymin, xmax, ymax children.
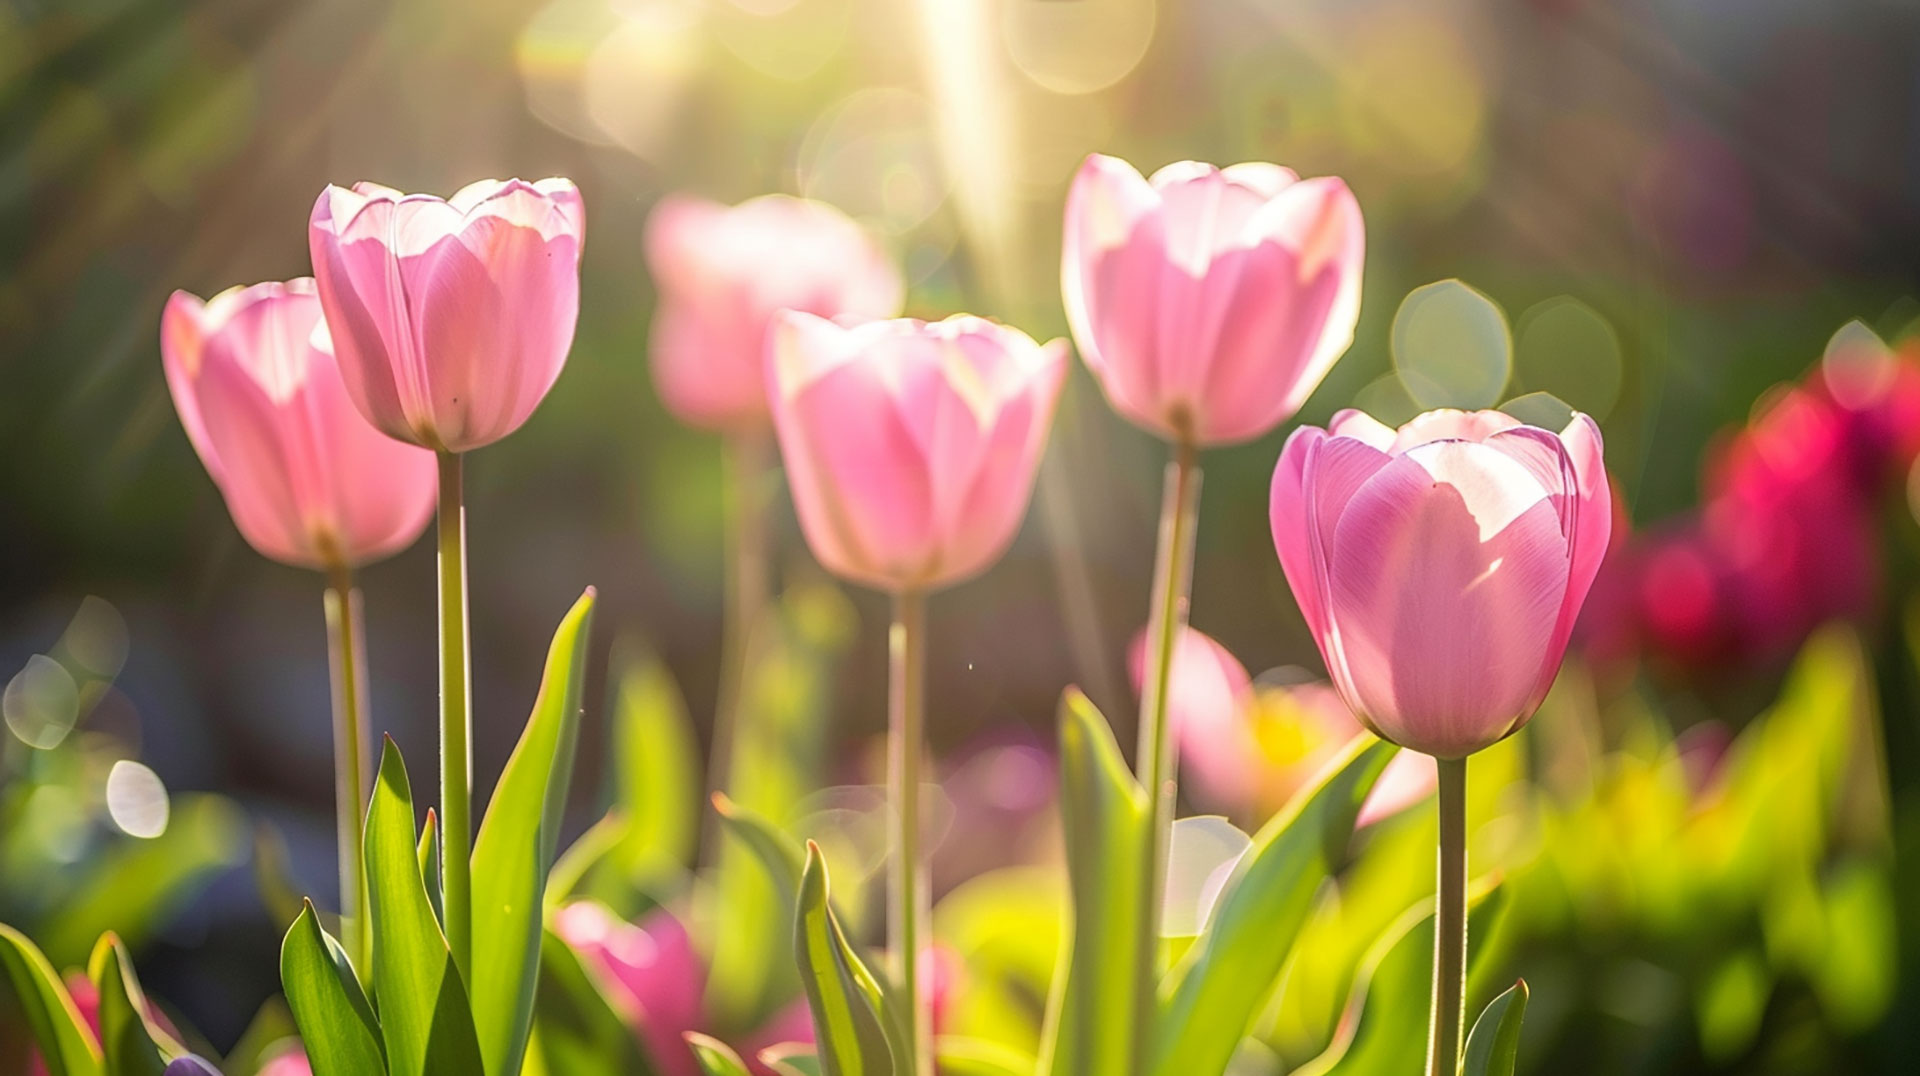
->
<box><xmin>436</xmin><ymin>449</ymin><xmax>473</xmax><ymax>981</ymax></box>
<box><xmin>889</xmin><ymin>588</ymin><xmax>932</xmax><ymax>1076</ymax></box>
<box><xmin>1135</xmin><ymin>440</ymin><xmax>1201</xmax><ymax>1066</ymax></box>
<box><xmin>1429</xmin><ymin>755</ymin><xmax>1469</xmax><ymax>1076</ymax></box>
<box><xmin>703</xmin><ymin>431</ymin><xmax>772</xmax><ymax>867</ymax></box>
<box><xmin>323</xmin><ymin>567</ymin><xmax>371</xmax><ymax>975</ymax></box>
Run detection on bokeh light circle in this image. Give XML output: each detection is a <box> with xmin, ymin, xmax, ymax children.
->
<box><xmin>1391</xmin><ymin>280</ymin><xmax>1512</xmax><ymax>409</ymax></box>
<box><xmin>798</xmin><ymin>88</ymin><xmax>951</xmax><ymax>236</ymax></box>
<box><xmin>106</xmin><ymin>760</ymin><xmax>170</xmax><ymax>839</ymax></box>
<box><xmin>4</xmin><ymin>654</ymin><xmax>78</xmax><ymax>750</ymax></box>
<box><xmin>1515</xmin><ymin>297</ymin><xmax>1624</xmax><ymax>420</ymax></box>
<box><xmin>1000</xmin><ymin>0</ymin><xmax>1156</xmax><ymax>96</ymax></box>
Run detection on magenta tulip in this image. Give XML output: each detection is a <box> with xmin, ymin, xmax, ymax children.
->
<box><xmin>646</xmin><ymin>194</ymin><xmax>902</xmax><ymax>432</ymax></box>
<box><xmin>161</xmin><ymin>280</ymin><xmax>436</xmax><ymax>570</ymax></box>
<box><xmin>1270</xmin><ymin>409</ymin><xmax>1611</xmax><ymax>758</ymax></box>
<box><xmin>307</xmin><ymin>178</ymin><xmax>585</xmax><ymax>452</ymax></box>
<box><xmin>765</xmin><ymin>312</ymin><xmax>1068</xmax><ymax>592</ymax></box>
<box><xmin>1061</xmin><ymin>154</ymin><xmax>1364</xmax><ymax>446</ymax></box>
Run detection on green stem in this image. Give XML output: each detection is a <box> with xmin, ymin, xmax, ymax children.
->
<box><xmin>702</xmin><ymin>431</ymin><xmax>771</xmax><ymax>868</ymax></box>
<box><xmin>1133</xmin><ymin>441</ymin><xmax>1201</xmax><ymax>1069</ymax></box>
<box><xmin>436</xmin><ymin>449</ymin><xmax>473</xmax><ymax>980</ymax></box>
<box><xmin>323</xmin><ymin>566</ymin><xmax>371</xmax><ymax>974</ymax></box>
<box><xmin>889</xmin><ymin>589</ymin><xmax>931</xmax><ymax>1076</ymax></box>
<box><xmin>1429</xmin><ymin>755</ymin><xmax>1469</xmax><ymax>1076</ymax></box>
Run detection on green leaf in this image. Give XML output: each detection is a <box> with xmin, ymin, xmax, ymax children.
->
<box><xmin>545</xmin><ymin>811</ymin><xmax>626</xmax><ymax>910</ymax></box>
<box><xmin>758</xmin><ymin>1044</ymin><xmax>822</xmax><ymax>1076</ymax></box>
<box><xmin>1037</xmin><ymin>688</ymin><xmax>1149</xmax><ymax>1076</ymax></box>
<box><xmin>1296</xmin><ymin>887</ymin><xmax>1510</xmax><ymax>1076</ymax></box>
<box><xmin>1462</xmin><ymin>980</ymin><xmax>1529</xmax><ymax>1076</ymax></box>
<box><xmin>0</xmin><ymin>921</ymin><xmax>102</xmax><ymax>1076</ymax></box>
<box><xmin>935</xmin><ymin>1037</ymin><xmax>1034</xmax><ymax>1076</ymax></box>
<box><xmin>364</xmin><ymin>738</ymin><xmax>484</xmax><ymax>1076</ymax></box>
<box><xmin>713</xmin><ymin>793</ymin><xmax>807</xmax><ymax>919</ymax></box>
<box><xmin>470</xmin><ymin>589</ymin><xmax>595</xmax><ymax>1076</ymax></box>
<box><xmin>606</xmin><ymin>646</ymin><xmax>701</xmax><ymax>883</ymax></box>
<box><xmin>794</xmin><ymin>842</ymin><xmax>898</xmax><ymax>1076</ymax></box>
<box><xmin>1151</xmin><ymin>738</ymin><xmax>1397</xmax><ymax>1076</ymax></box>
<box><xmin>685</xmin><ymin>1034</ymin><xmax>752</xmax><ymax>1076</ymax></box>
<box><xmin>524</xmin><ymin>926</ymin><xmax>654</xmax><ymax>1076</ymax></box>
<box><xmin>418</xmin><ymin>809</ymin><xmax>442</xmax><ymax>930</ymax></box>
<box><xmin>279</xmin><ymin>901</ymin><xmax>384</xmax><ymax>1076</ymax></box>
<box><xmin>88</xmin><ymin>932</ymin><xmax>167</xmax><ymax>1076</ymax></box>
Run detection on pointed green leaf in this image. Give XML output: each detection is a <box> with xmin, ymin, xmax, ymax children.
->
<box><xmin>1150</xmin><ymin>738</ymin><xmax>1397</xmax><ymax>1076</ymax></box>
<box><xmin>279</xmin><ymin>902</ymin><xmax>383</xmax><ymax>1076</ymax></box>
<box><xmin>1037</xmin><ymin>688</ymin><xmax>1149</xmax><ymax>1076</ymax></box>
<box><xmin>686</xmin><ymin>1034</ymin><xmax>751</xmax><ymax>1076</ymax></box>
<box><xmin>418</xmin><ymin>810</ymin><xmax>442</xmax><ymax>929</ymax></box>
<box><xmin>1462</xmin><ymin>980</ymin><xmax>1529</xmax><ymax>1076</ymax></box>
<box><xmin>524</xmin><ymin>926</ymin><xmax>654</xmax><ymax>1076</ymax></box>
<box><xmin>794</xmin><ymin>842</ymin><xmax>898</xmax><ymax>1076</ymax></box>
<box><xmin>714</xmin><ymin>793</ymin><xmax>807</xmax><ymax>920</ymax></box>
<box><xmin>0</xmin><ymin>922</ymin><xmax>102</xmax><ymax>1076</ymax></box>
<box><xmin>88</xmin><ymin>933</ymin><xmax>166</xmax><ymax>1076</ymax></box>
<box><xmin>470</xmin><ymin>590</ymin><xmax>595</xmax><ymax>1076</ymax></box>
<box><xmin>758</xmin><ymin>1044</ymin><xmax>823</xmax><ymax>1076</ymax></box>
<box><xmin>364</xmin><ymin>739</ymin><xmax>484</xmax><ymax>1076</ymax></box>
<box><xmin>545</xmin><ymin>811</ymin><xmax>627</xmax><ymax>910</ymax></box>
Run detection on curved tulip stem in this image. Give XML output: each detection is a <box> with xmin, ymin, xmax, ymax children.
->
<box><xmin>1429</xmin><ymin>755</ymin><xmax>1469</xmax><ymax>1076</ymax></box>
<box><xmin>1134</xmin><ymin>441</ymin><xmax>1201</xmax><ymax>1059</ymax></box>
<box><xmin>323</xmin><ymin>567</ymin><xmax>371</xmax><ymax>974</ymax></box>
<box><xmin>702</xmin><ymin>431</ymin><xmax>772</xmax><ymax>867</ymax></box>
<box><xmin>889</xmin><ymin>588</ymin><xmax>931</xmax><ymax>1076</ymax></box>
<box><xmin>436</xmin><ymin>449</ymin><xmax>473</xmax><ymax>980</ymax></box>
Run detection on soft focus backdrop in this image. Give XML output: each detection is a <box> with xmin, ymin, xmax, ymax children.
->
<box><xmin>6</xmin><ymin>0</ymin><xmax>1920</xmax><ymax>1070</ymax></box>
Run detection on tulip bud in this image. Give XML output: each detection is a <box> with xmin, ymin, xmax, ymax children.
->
<box><xmin>307</xmin><ymin>178</ymin><xmax>585</xmax><ymax>452</ymax></box>
<box><xmin>1062</xmin><ymin>154</ymin><xmax>1364</xmax><ymax>446</ymax></box>
<box><xmin>1270</xmin><ymin>409</ymin><xmax>1611</xmax><ymax>758</ymax></box>
<box><xmin>645</xmin><ymin>194</ymin><xmax>902</xmax><ymax>432</ymax></box>
<box><xmin>161</xmin><ymin>280</ymin><xmax>436</xmax><ymax>571</ymax></box>
<box><xmin>764</xmin><ymin>312</ymin><xmax>1067</xmax><ymax>592</ymax></box>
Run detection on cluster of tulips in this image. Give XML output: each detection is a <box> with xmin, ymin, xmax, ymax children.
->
<box><xmin>2</xmin><ymin>151</ymin><xmax>1614</xmax><ymax>1076</ymax></box>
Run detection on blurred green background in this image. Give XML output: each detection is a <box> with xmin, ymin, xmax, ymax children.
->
<box><xmin>5</xmin><ymin>0</ymin><xmax>1920</xmax><ymax>1071</ymax></box>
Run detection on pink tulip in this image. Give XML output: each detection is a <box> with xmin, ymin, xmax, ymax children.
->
<box><xmin>1132</xmin><ymin>626</ymin><xmax>1434</xmax><ymax>824</ymax></box>
<box><xmin>160</xmin><ymin>280</ymin><xmax>437</xmax><ymax>570</ymax></box>
<box><xmin>764</xmin><ymin>312</ymin><xmax>1068</xmax><ymax>592</ymax></box>
<box><xmin>1270</xmin><ymin>409</ymin><xmax>1611</xmax><ymax>758</ymax></box>
<box><xmin>1061</xmin><ymin>154</ymin><xmax>1364</xmax><ymax>446</ymax></box>
<box><xmin>645</xmin><ymin>194</ymin><xmax>903</xmax><ymax>431</ymax></box>
<box><xmin>307</xmin><ymin>178</ymin><xmax>585</xmax><ymax>452</ymax></box>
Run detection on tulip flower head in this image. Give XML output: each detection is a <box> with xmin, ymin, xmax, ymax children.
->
<box><xmin>307</xmin><ymin>178</ymin><xmax>585</xmax><ymax>452</ymax></box>
<box><xmin>1271</xmin><ymin>409</ymin><xmax>1610</xmax><ymax>758</ymax></box>
<box><xmin>765</xmin><ymin>312</ymin><xmax>1068</xmax><ymax>592</ymax></box>
<box><xmin>161</xmin><ymin>280</ymin><xmax>437</xmax><ymax>571</ymax></box>
<box><xmin>1062</xmin><ymin>154</ymin><xmax>1365</xmax><ymax>446</ymax></box>
<box><xmin>645</xmin><ymin>193</ymin><xmax>903</xmax><ymax>431</ymax></box>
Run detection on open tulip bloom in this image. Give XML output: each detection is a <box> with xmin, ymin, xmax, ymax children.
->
<box><xmin>161</xmin><ymin>278</ymin><xmax>436</xmax><ymax>970</ymax></box>
<box><xmin>308</xmin><ymin>176</ymin><xmax>586</xmax><ymax>978</ymax></box>
<box><xmin>765</xmin><ymin>310</ymin><xmax>1066</xmax><ymax>1075</ymax></box>
<box><xmin>1271</xmin><ymin>406</ymin><xmax>1610</xmax><ymax>1074</ymax></box>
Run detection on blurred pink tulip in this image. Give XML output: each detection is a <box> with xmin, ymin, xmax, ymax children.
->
<box><xmin>254</xmin><ymin>1048</ymin><xmax>314</xmax><ymax>1076</ymax></box>
<box><xmin>160</xmin><ymin>280</ymin><xmax>437</xmax><ymax>570</ymax></box>
<box><xmin>1131</xmin><ymin>626</ymin><xmax>1434</xmax><ymax>824</ymax></box>
<box><xmin>1271</xmin><ymin>409</ymin><xmax>1611</xmax><ymax>758</ymax></box>
<box><xmin>555</xmin><ymin>902</ymin><xmax>959</xmax><ymax>1076</ymax></box>
<box><xmin>1061</xmin><ymin>154</ymin><xmax>1364</xmax><ymax>446</ymax></box>
<box><xmin>765</xmin><ymin>312</ymin><xmax>1068</xmax><ymax>592</ymax></box>
<box><xmin>645</xmin><ymin>194</ymin><xmax>902</xmax><ymax>431</ymax></box>
<box><xmin>307</xmin><ymin>178</ymin><xmax>585</xmax><ymax>452</ymax></box>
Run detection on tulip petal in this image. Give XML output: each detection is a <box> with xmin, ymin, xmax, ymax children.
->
<box><xmin>1325</xmin><ymin>443</ymin><xmax>1570</xmax><ymax>757</ymax></box>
